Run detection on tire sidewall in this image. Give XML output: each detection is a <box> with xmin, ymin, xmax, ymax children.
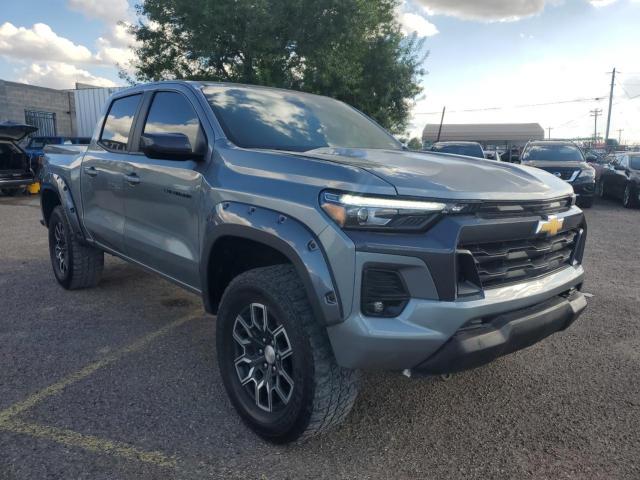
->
<box><xmin>48</xmin><ymin>208</ymin><xmax>73</xmax><ymax>288</ymax></box>
<box><xmin>624</xmin><ymin>185</ymin><xmax>633</xmax><ymax>208</ymax></box>
<box><xmin>217</xmin><ymin>282</ymin><xmax>315</xmax><ymax>441</ymax></box>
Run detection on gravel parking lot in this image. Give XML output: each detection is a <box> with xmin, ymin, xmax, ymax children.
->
<box><xmin>0</xmin><ymin>194</ymin><xmax>639</xmax><ymax>479</ymax></box>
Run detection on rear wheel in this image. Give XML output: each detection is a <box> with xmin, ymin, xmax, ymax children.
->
<box><xmin>216</xmin><ymin>265</ymin><xmax>360</xmax><ymax>443</ymax></box>
<box><xmin>596</xmin><ymin>180</ymin><xmax>605</xmax><ymax>198</ymax></box>
<box><xmin>48</xmin><ymin>206</ymin><xmax>104</xmax><ymax>289</ymax></box>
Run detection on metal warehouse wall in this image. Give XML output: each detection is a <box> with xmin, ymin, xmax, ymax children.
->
<box><xmin>74</xmin><ymin>86</ymin><xmax>123</xmax><ymax>137</ymax></box>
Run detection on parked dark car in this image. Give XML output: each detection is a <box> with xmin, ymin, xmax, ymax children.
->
<box><xmin>25</xmin><ymin>136</ymin><xmax>91</xmax><ymax>176</ymax></box>
<box><xmin>0</xmin><ymin>122</ymin><xmax>37</xmax><ymax>195</ymax></box>
<box><xmin>521</xmin><ymin>141</ymin><xmax>595</xmax><ymax>208</ymax></box>
<box><xmin>597</xmin><ymin>152</ymin><xmax>640</xmax><ymax>208</ymax></box>
<box><xmin>430</xmin><ymin>141</ymin><xmax>485</xmax><ymax>158</ymax></box>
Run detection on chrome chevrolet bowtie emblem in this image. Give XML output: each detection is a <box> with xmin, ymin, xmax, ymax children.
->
<box><xmin>536</xmin><ymin>215</ymin><xmax>564</xmax><ymax>236</ymax></box>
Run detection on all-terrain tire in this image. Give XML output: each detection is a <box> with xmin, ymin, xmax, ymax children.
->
<box><xmin>216</xmin><ymin>264</ymin><xmax>360</xmax><ymax>443</ymax></box>
<box><xmin>48</xmin><ymin>206</ymin><xmax>104</xmax><ymax>289</ymax></box>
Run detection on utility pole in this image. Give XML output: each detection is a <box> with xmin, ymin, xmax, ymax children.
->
<box><xmin>547</xmin><ymin>127</ymin><xmax>553</xmax><ymax>139</ymax></box>
<box><xmin>590</xmin><ymin>109</ymin><xmax>602</xmax><ymax>145</ymax></box>
<box><xmin>604</xmin><ymin>68</ymin><xmax>616</xmax><ymax>147</ymax></box>
<box><xmin>436</xmin><ymin>106</ymin><xmax>446</xmax><ymax>142</ymax></box>
<box><xmin>617</xmin><ymin>129</ymin><xmax>623</xmax><ymax>145</ymax></box>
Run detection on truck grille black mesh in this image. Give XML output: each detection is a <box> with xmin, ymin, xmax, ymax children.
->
<box><xmin>460</xmin><ymin>229</ymin><xmax>578</xmax><ymax>288</ymax></box>
<box><xmin>468</xmin><ymin>197</ymin><xmax>573</xmax><ymax>218</ymax></box>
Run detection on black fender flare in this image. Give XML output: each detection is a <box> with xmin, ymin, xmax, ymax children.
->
<box><xmin>200</xmin><ymin>201</ymin><xmax>343</xmax><ymax>326</ymax></box>
<box><xmin>40</xmin><ymin>173</ymin><xmax>84</xmax><ymax>239</ymax></box>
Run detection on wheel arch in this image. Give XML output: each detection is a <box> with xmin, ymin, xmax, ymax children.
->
<box><xmin>40</xmin><ymin>173</ymin><xmax>84</xmax><ymax>238</ymax></box>
<box><xmin>201</xmin><ymin>202</ymin><xmax>343</xmax><ymax>326</ymax></box>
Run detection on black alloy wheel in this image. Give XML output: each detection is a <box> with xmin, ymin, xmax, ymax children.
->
<box><xmin>232</xmin><ymin>302</ymin><xmax>295</xmax><ymax>413</ymax></box>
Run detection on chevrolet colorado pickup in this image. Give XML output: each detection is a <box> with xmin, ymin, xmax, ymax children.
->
<box><xmin>41</xmin><ymin>82</ymin><xmax>588</xmax><ymax>443</ymax></box>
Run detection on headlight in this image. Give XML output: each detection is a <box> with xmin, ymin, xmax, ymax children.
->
<box><xmin>320</xmin><ymin>191</ymin><xmax>464</xmax><ymax>231</ymax></box>
<box><xmin>577</xmin><ymin>167</ymin><xmax>595</xmax><ymax>180</ymax></box>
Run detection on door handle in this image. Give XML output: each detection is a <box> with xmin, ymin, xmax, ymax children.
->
<box><xmin>83</xmin><ymin>166</ymin><xmax>98</xmax><ymax>177</ymax></box>
<box><xmin>124</xmin><ymin>173</ymin><xmax>141</xmax><ymax>185</ymax></box>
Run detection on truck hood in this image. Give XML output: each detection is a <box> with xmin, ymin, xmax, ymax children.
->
<box><xmin>293</xmin><ymin>147</ymin><xmax>573</xmax><ymax>201</ymax></box>
<box><xmin>0</xmin><ymin>122</ymin><xmax>37</xmax><ymax>142</ymax></box>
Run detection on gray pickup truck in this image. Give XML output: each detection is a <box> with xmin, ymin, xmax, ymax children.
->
<box><xmin>41</xmin><ymin>81</ymin><xmax>588</xmax><ymax>443</ymax></box>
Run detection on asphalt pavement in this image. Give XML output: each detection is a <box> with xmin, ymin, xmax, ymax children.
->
<box><xmin>0</xmin><ymin>194</ymin><xmax>638</xmax><ymax>479</ymax></box>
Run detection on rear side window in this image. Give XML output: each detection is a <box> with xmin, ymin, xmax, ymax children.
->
<box><xmin>142</xmin><ymin>92</ymin><xmax>204</xmax><ymax>152</ymax></box>
<box><xmin>100</xmin><ymin>94</ymin><xmax>142</xmax><ymax>152</ymax></box>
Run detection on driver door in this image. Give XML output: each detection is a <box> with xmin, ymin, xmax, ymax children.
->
<box><xmin>121</xmin><ymin>89</ymin><xmax>208</xmax><ymax>290</ymax></box>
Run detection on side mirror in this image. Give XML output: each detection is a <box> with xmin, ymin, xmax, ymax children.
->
<box><xmin>614</xmin><ymin>164</ymin><xmax>625</xmax><ymax>171</ymax></box>
<box><xmin>585</xmin><ymin>155</ymin><xmax>597</xmax><ymax>163</ymax></box>
<box><xmin>141</xmin><ymin>133</ymin><xmax>202</xmax><ymax>161</ymax></box>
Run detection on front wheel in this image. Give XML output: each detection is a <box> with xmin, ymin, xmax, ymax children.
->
<box><xmin>216</xmin><ymin>265</ymin><xmax>360</xmax><ymax>443</ymax></box>
<box><xmin>578</xmin><ymin>196</ymin><xmax>594</xmax><ymax>208</ymax></box>
<box><xmin>623</xmin><ymin>184</ymin><xmax>637</xmax><ymax>209</ymax></box>
<box><xmin>596</xmin><ymin>180</ymin><xmax>605</xmax><ymax>198</ymax></box>
<box><xmin>48</xmin><ymin>206</ymin><xmax>104</xmax><ymax>289</ymax></box>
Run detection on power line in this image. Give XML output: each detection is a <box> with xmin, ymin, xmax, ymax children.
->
<box><xmin>412</xmin><ymin>95</ymin><xmax>607</xmax><ymax>115</ymax></box>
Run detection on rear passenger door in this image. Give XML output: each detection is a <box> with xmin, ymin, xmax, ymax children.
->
<box><xmin>81</xmin><ymin>94</ymin><xmax>142</xmax><ymax>253</ymax></box>
<box><xmin>121</xmin><ymin>89</ymin><xmax>208</xmax><ymax>290</ymax></box>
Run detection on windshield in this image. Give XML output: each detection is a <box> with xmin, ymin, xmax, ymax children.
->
<box><xmin>522</xmin><ymin>144</ymin><xmax>584</xmax><ymax>162</ymax></box>
<box><xmin>630</xmin><ymin>156</ymin><xmax>640</xmax><ymax>170</ymax></box>
<box><xmin>432</xmin><ymin>143</ymin><xmax>484</xmax><ymax>158</ymax></box>
<box><xmin>203</xmin><ymin>86</ymin><xmax>400</xmax><ymax>152</ymax></box>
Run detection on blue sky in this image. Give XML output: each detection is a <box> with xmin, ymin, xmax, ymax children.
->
<box><xmin>1</xmin><ymin>0</ymin><xmax>639</xmax><ymax>141</ymax></box>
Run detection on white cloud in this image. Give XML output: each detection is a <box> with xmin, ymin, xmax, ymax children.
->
<box><xmin>414</xmin><ymin>0</ymin><xmax>547</xmax><ymax>22</ymax></box>
<box><xmin>65</xmin><ymin>1</ymin><xmax>138</xmax><ymax>73</ymax></box>
<box><xmin>18</xmin><ymin>62</ymin><xmax>117</xmax><ymax>89</ymax></box>
<box><xmin>95</xmin><ymin>23</ymin><xmax>138</xmax><ymax>70</ymax></box>
<box><xmin>67</xmin><ymin>0</ymin><xmax>130</xmax><ymax>25</ymax></box>
<box><xmin>0</xmin><ymin>22</ymin><xmax>93</xmax><ymax>63</ymax></box>
<box><xmin>589</xmin><ymin>0</ymin><xmax>618</xmax><ymax>6</ymax></box>
<box><xmin>399</xmin><ymin>12</ymin><xmax>439</xmax><ymax>37</ymax></box>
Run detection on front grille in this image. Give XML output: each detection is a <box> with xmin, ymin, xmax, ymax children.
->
<box><xmin>460</xmin><ymin>229</ymin><xmax>578</xmax><ymax>288</ymax></box>
<box><xmin>468</xmin><ymin>196</ymin><xmax>573</xmax><ymax>218</ymax></box>
<box><xmin>538</xmin><ymin>167</ymin><xmax>580</xmax><ymax>181</ymax></box>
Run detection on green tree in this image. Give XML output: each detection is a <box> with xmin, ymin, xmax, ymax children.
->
<box><xmin>128</xmin><ymin>0</ymin><xmax>427</xmax><ymax>133</ymax></box>
<box><xmin>407</xmin><ymin>137</ymin><xmax>422</xmax><ymax>150</ymax></box>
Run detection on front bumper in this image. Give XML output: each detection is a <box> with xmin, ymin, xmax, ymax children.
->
<box><xmin>415</xmin><ymin>289</ymin><xmax>586</xmax><ymax>374</ymax></box>
<box><xmin>0</xmin><ymin>174</ymin><xmax>34</xmax><ymax>188</ymax></box>
<box><xmin>328</xmin><ymin>259</ymin><xmax>585</xmax><ymax>371</ymax></box>
<box><xmin>571</xmin><ymin>180</ymin><xmax>595</xmax><ymax>200</ymax></box>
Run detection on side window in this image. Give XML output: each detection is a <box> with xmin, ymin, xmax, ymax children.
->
<box><xmin>142</xmin><ymin>92</ymin><xmax>205</xmax><ymax>153</ymax></box>
<box><xmin>620</xmin><ymin>156</ymin><xmax>629</xmax><ymax>168</ymax></box>
<box><xmin>100</xmin><ymin>94</ymin><xmax>142</xmax><ymax>152</ymax></box>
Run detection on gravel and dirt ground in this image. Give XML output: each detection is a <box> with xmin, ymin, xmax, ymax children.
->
<box><xmin>0</xmin><ymin>194</ymin><xmax>638</xmax><ymax>479</ymax></box>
